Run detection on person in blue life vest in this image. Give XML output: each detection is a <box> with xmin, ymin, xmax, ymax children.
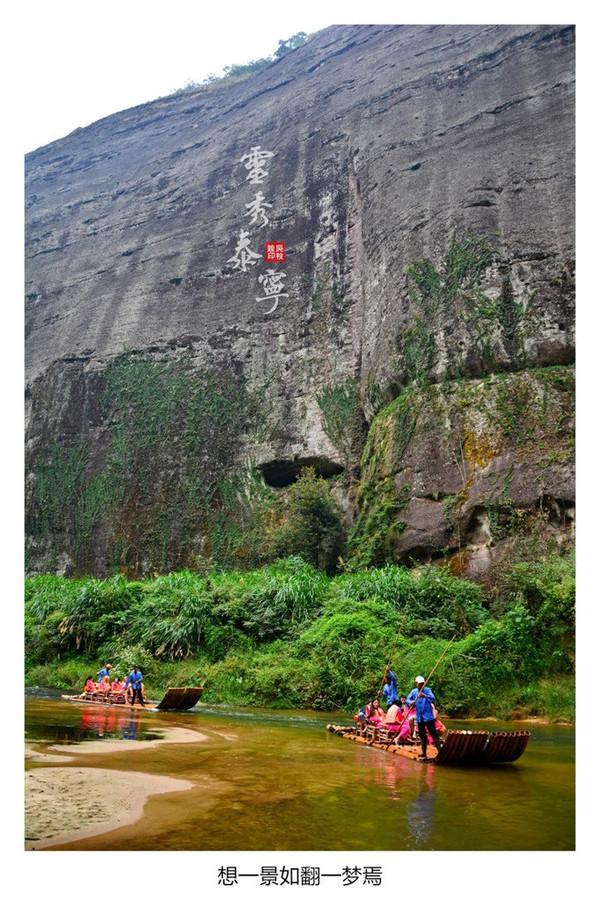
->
<box><xmin>380</xmin><ymin>667</ymin><xmax>399</xmax><ymax>708</ymax></box>
<box><xmin>406</xmin><ymin>675</ymin><xmax>442</xmax><ymax>758</ymax></box>
<box><xmin>97</xmin><ymin>663</ymin><xmax>112</xmax><ymax>682</ymax></box>
<box><xmin>125</xmin><ymin>665</ymin><xmax>145</xmax><ymax>707</ymax></box>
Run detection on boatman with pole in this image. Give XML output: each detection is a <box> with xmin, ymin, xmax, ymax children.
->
<box><xmin>406</xmin><ymin>675</ymin><xmax>442</xmax><ymax>759</ymax></box>
<box><xmin>380</xmin><ymin>667</ymin><xmax>399</xmax><ymax>708</ymax></box>
<box><xmin>126</xmin><ymin>665</ymin><xmax>145</xmax><ymax>707</ymax></box>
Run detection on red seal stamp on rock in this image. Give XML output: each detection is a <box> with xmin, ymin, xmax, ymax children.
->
<box><xmin>265</xmin><ymin>241</ymin><xmax>285</xmax><ymax>262</ymax></box>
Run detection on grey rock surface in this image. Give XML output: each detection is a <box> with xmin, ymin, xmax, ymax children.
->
<box><xmin>25</xmin><ymin>24</ymin><xmax>575</xmax><ymax>575</ymax></box>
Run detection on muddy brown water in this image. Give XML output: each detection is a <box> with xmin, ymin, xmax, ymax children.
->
<box><xmin>25</xmin><ymin>694</ymin><xmax>574</xmax><ymax>851</ymax></box>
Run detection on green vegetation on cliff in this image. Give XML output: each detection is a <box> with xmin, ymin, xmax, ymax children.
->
<box><xmin>29</xmin><ymin>353</ymin><xmax>276</xmax><ymax>574</ymax></box>
<box><xmin>398</xmin><ymin>232</ymin><xmax>541</xmax><ymax>382</ymax></box>
<box><xmin>25</xmin><ymin>549</ymin><xmax>574</xmax><ymax>722</ymax></box>
<box><xmin>170</xmin><ymin>32</ymin><xmax>309</xmax><ymax>94</ymax></box>
<box><xmin>350</xmin><ymin>365</ymin><xmax>574</xmax><ymax>567</ymax></box>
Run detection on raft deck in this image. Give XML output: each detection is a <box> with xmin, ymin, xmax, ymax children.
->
<box><xmin>326</xmin><ymin>724</ymin><xmax>530</xmax><ymax>765</ymax></box>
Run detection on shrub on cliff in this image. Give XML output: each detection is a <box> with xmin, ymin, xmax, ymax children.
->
<box><xmin>269</xmin><ymin>468</ymin><xmax>345</xmax><ymax>573</ymax></box>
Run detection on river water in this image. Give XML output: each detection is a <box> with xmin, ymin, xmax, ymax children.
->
<box><xmin>25</xmin><ymin>693</ymin><xmax>574</xmax><ymax>851</ymax></box>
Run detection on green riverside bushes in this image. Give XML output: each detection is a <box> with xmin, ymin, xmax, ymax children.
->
<box><xmin>24</xmin><ymin>551</ymin><xmax>574</xmax><ymax>721</ymax></box>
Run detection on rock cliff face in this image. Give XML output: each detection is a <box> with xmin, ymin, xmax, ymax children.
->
<box><xmin>25</xmin><ymin>23</ymin><xmax>575</xmax><ymax>577</ymax></box>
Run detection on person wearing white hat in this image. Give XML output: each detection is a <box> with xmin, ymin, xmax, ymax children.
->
<box><xmin>406</xmin><ymin>675</ymin><xmax>442</xmax><ymax>759</ymax></box>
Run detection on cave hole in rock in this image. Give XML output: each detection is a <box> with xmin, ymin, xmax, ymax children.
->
<box><xmin>258</xmin><ymin>456</ymin><xmax>345</xmax><ymax>488</ymax></box>
<box><xmin>541</xmin><ymin>494</ymin><xmax>575</xmax><ymax>527</ymax></box>
<box><xmin>399</xmin><ymin>546</ymin><xmax>447</xmax><ymax>567</ymax></box>
<box><xmin>464</xmin><ymin>506</ymin><xmax>493</xmax><ymax>545</ymax></box>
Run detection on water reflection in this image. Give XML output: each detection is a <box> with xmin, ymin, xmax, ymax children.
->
<box><xmin>120</xmin><ymin>709</ymin><xmax>142</xmax><ymax>741</ymax></box>
<box><xmin>26</xmin><ymin>702</ymin><xmax>162</xmax><ymax>744</ymax></box>
<box><xmin>351</xmin><ymin>745</ymin><xmax>438</xmax><ymax>847</ymax></box>
<box><xmin>406</xmin><ymin>766</ymin><xmax>436</xmax><ymax>849</ymax></box>
<box><xmin>24</xmin><ymin>699</ymin><xmax>575</xmax><ymax>851</ymax></box>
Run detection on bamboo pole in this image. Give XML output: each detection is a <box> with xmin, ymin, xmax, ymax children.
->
<box><xmin>396</xmin><ymin>634</ymin><xmax>457</xmax><ymax>731</ymax></box>
<box><xmin>423</xmin><ymin>634</ymin><xmax>456</xmax><ymax>688</ymax></box>
<box><xmin>376</xmin><ymin>612</ymin><xmax>406</xmax><ymax>698</ymax></box>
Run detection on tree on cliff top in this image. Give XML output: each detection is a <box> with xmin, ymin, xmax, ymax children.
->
<box><xmin>274</xmin><ymin>33</ymin><xmax>308</xmax><ymax>58</ymax></box>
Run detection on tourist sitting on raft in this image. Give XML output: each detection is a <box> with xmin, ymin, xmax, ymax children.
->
<box><xmin>384</xmin><ymin>698</ymin><xmax>403</xmax><ymax>735</ymax></box>
<box><xmin>353</xmin><ymin>673</ymin><xmax>448</xmax><ymax>750</ymax></box>
<box><xmin>80</xmin><ymin>675</ymin><xmax>107</xmax><ymax>700</ymax></box>
<box><xmin>355</xmin><ymin>699</ymin><xmax>385</xmax><ymax>735</ymax></box>
<box><xmin>80</xmin><ymin>673</ymin><xmax>129</xmax><ymax>703</ymax></box>
<box><xmin>386</xmin><ymin>696</ymin><xmax>417</xmax><ymax>742</ymax></box>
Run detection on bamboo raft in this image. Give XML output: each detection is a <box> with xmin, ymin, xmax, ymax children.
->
<box><xmin>62</xmin><ymin>686</ymin><xmax>204</xmax><ymax>712</ymax></box>
<box><xmin>326</xmin><ymin>724</ymin><xmax>530</xmax><ymax>766</ymax></box>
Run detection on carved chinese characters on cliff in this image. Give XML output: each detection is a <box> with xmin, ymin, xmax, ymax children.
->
<box><xmin>245</xmin><ymin>191</ymin><xmax>272</xmax><ymax>228</ymax></box>
<box><xmin>228</xmin><ymin>229</ymin><xmax>261</xmax><ymax>272</ymax></box>
<box><xmin>241</xmin><ymin>146</ymin><xmax>273</xmax><ymax>185</ymax></box>
<box><xmin>227</xmin><ymin>144</ymin><xmax>289</xmax><ymax>315</ymax></box>
<box><xmin>257</xmin><ymin>270</ymin><xmax>288</xmax><ymax>315</ymax></box>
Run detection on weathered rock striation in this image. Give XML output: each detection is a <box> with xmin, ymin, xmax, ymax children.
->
<box><xmin>25</xmin><ymin>23</ymin><xmax>575</xmax><ymax>577</ymax></box>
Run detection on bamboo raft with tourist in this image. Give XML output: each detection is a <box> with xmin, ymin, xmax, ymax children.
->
<box><xmin>61</xmin><ymin>663</ymin><xmax>204</xmax><ymax>711</ymax></box>
<box><xmin>327</xmin><ymin>629</ymin><xmax>531</xmax><ymax>767</ymax></box>
<box><xmin>62</xmin><ymin>687</ymin><xmax>204</xmax><ymax>711</ymax></box>
<box><xmin>326</xmin><ymin>723</ymin><xmax>531</xmax><ymax>765</ymax></box>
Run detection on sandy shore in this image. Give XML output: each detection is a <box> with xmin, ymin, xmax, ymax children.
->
<box><xmin>25</xmin><ymin>766</ymin><xmax>194</xmax><ymax>850</ymax></box>
<box><xmin>25</xmin><ymin>725</ymin><xmax>206</xmax><ymax>850</ymax></box>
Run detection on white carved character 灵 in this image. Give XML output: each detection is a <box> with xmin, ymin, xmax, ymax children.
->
<box><xmin>241</xmin><ymin>145</ymin><xmax>274</xmax><ymax>185</ymax></box>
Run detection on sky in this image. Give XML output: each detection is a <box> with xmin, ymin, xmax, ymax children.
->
<box><xmin>20</xmin><ymin>2</ymin><xmax>342</xmax><ymax>153</ymax></box>
<box><xmin>16</xmin><ymin>0</ymin><xmax>587</xmax><ymax>154</ymax></box>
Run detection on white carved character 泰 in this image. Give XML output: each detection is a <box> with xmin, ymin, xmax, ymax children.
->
<box><xmin>228</xmin><ymin>229</ymin><xmax>261</xmax><ymax>272</ymax></box>
<box><xmin>256</xmin><ymin>270</ymin><xmax>289</xmax><ymax>315</ymax></box>
<box><xmin>241</xmin><ymin>145</ymin><xmax>274</xmax><ymax>185</ymax></box>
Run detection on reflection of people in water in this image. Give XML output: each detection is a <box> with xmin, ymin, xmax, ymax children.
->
<box><xmin>120</xmin><ymin>710</ymin><xmax>141</xmax><ymax>741</ymax></box>
<box><xmin>79</xmin><ymin>707</ymin><xmax>118</xmax><ymax>738</ymax></box>
<box><xmin>406</xmin><ymin>762</ymin><xmax>437</xmax><ymax>848</ymax></box>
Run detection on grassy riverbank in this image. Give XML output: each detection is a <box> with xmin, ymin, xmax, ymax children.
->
<box><xmin>25</xmin><ymin>552</ymin><xmax>575</xmax><ymax>722</ymax></box>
